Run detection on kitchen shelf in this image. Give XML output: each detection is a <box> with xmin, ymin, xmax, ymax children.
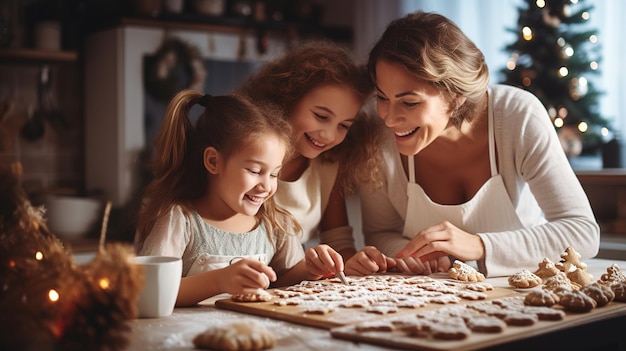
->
<box><xmin>0</xmin><ymin>48</ymin><xmax>78</xmax><ymax>63</ymax></box>
<box><xmin>86</xmin><ymin>15</ymin><xmax>352</xmax><ymax>42</ymax></box>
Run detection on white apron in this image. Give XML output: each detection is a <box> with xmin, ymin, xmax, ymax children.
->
<box><xmin>402</xmin><ymin>91</ymin><xmax>524</xmax><ymax>254</ymax></box>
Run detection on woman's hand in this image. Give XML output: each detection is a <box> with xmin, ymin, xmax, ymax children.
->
<box><xmin>219</xmin><ymin>258</ymin><xmax>277</xmax><ymax>295</ymax></box>
<box><xmin>304</xmin><ymin>244</ymin><xmax>344</xmax><ymax>279</ymax></box>
<box><xmin>393</xmin><ymin>255</ymin><xmax>451</xmax><ymax>274</ymax></box>
<box><xmin>345</xmin><ymin>246</ymin><xmax>397</xmax><ymax>276</ymax></box>
<box><xmin>397</xmin><ymin>221</ymin><xmax>485</xmax><ymax>263</ymax></box>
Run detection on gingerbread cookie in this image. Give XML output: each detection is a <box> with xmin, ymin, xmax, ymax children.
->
<box><xmin>231</xmin><ymin>289</ymin><xmax>273</xmax><ymax>302</ymax></box>
<box><xmin>534</xmin><ymin>257</ymin><xmax>560</xmax><ymax>279</ymax></box>
<box><xmin>610</xmin><ymin>282</ymin><xmax>626</xmax><ymax>302</ymax></box>
<box><xmin>524</xmin><ymin>289</ymin><xmax>559</xmax><ymax>307</ymax></box>
<box><xmin>542</xmin><ymin>272</ymin><xmax>577</xmax><ymax>292</ymax></box>
<box><xmin>599</xmin><ymin>263</ymin><xmax>626</xmax><ymax>287</ymax></box>
<box><xmin>430</xmin><ymin>319</ymin><xmax>471</xmax><ymax>340</ymax></box>
<box><xmin>582</xmin><ymin>282</ymin><xmax>615</xmax><ymax>307</ymax></box>
<box><xmin>508</xmin><ymin>270</ymin><xmax>542</xmax><ymax>289</ymax></box>
<box><xmin>556</xmin><ymin>247</ymin><xmax>593</xmax><ymax>287</ymax></box>
<box><xmin>465</xmin><ymin>316</ymin><xmax>507</xmax><ymax>333</ymax></box>
<box><xmin>521</xmin><ymin>306</ymin><xmax>566</xmax><ymax>321</ymax></box>
<box><xmin>448</xmin><ymin>260</ymin><xmax>485</xmax><ymax>282</ymax></box>
<box><xmin>559</xmin><ymin>289</ymin><xmax>597</xmax><ymax>313</ymax></box>
<box><xmin>193</xmin><ymin>320</ymin><xmax>275</xmax><ymax>351</ymax></box>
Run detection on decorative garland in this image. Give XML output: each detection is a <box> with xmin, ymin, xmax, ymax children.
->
<box><xmin>0</xmin><ymin>166</ymin><xmax>143</xmax><ymax>350</ymax></box>
<box><xmin>144</xmin><ymin>37</ymin><xmax>206</xmax><ymax>103</ymax></box>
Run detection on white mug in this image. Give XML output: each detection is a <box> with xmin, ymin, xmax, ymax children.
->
<box><xmin>132</xmin><ymin>256</ymin><xmax>182</xmax><ymax>318</ymax></box>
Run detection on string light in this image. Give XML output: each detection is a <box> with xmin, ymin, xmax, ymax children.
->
<box><xmin>99</xmin><ymin>278</ymin><xmax>110</xmax><ymax>290</ymax></box>
<box><xmin>35</xmin><ymin>251</ymin><xmax>43</xmax><ymax>260</ymax></box>
<box><xmin>49</xmin><ymin>289</ymin><xmax>59</xmax><ymax>302</ymax></box>
<box><xmin>582</xmin><ymin>11</ymin><xmax>590</xmax><ymax>20</ymax></box>
<box><xmin>558</xmin><ymin>67</ymin><xmax>569</xmax><ymax>77</ymax></box>
<box><xmin>507</xmin><ymin>59</ymin><xmax>516</xmax><ymax>70</ymax></box>
<box><xmin>589</xmin><ymin>35</ymin><xmax>597</xmax><ymax>43</ymax></box>
<box><xmin>590</xmin><ymin>61</ymin><xmax>598</xmax><ymax>70</ymax></box>
<box><xmin>578</xmin><ymin>121</ymin><xmax>589</xmax><ymax>133</ymax></box>
<box><xmin>601</xmin><ymin>127</ymin><xmax>610</xmax><ymax>137</ymax></box>
<box><xmin>536</xmin><ymin>0</ymin><xmax>545</xmax><ymax>8</ymax></box>
<box><xmin>522</xmin><ymin>26</ymin><xmax>533</xmax><ymax>41</ymax></box>
<box><xmin>554</xmin><ymin>117</ymin><xmax>564</xmax><ymax>128</ymax></box>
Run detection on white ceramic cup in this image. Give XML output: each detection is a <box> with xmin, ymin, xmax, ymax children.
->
<box><xmin>132</xmin><ymin>256</ymin><xmax>182</xmax><ymax>318</ymax></box>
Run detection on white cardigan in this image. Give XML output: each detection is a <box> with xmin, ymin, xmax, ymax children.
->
<box><xmin>359</xmin><ymin>85</ymin><xmax>600</xmax><ymax>277</ymax></box>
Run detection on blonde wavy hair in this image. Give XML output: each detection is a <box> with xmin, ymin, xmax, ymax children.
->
<box><xmin>367</xmin><ymin>11</ymin><xmax>490</xmax><ymax>126</ymax></box>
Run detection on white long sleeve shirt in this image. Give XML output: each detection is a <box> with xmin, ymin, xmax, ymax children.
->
<box><xmin>359</xmin><ymin>85</ymin><xmax>600</xmax><ymax>277</ymax></box>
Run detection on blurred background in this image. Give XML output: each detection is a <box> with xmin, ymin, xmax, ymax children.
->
<box><xmin>0</xmin><ymin>0</ymin><xmax>624</xmax><ymax>253</ymax></box>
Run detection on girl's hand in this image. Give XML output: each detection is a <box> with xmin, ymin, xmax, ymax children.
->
<box><xmin>344</xmin><ymin>246</ymin><xmax>397</xmax><ymax>276</ymax></box>
<box><xmin>304</xmin><ymin>244</ymin><xmax>344</xmax><ymax>279</ymax></box>
<box><xmin>220</xmin><ymin>258</ymin><xmax>277</xmax><ymax>295</ymax></box>
<box><xmin>396</xmin><ymin>221</ymin><xmax>485</xmax><ymax>263</ymax></box>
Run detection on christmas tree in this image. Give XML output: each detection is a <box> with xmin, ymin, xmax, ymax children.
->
<box><xmin>500</xmin><ymin>0</ymin><xmax>610</xmax><ymax>157</ymax></box>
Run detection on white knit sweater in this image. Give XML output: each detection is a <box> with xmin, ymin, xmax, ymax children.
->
<box><xmin>359</xmin><ymin>85</ymin><xmax>600</xmax><ymax>277</ymax></box>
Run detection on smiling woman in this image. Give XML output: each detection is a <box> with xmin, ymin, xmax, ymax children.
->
<box><xmin>354</xmin><ymin>10</ymin><xmax>600</xmax><ymax>278</ymax></box>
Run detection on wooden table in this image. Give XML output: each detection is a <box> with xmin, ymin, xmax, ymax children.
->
<box><xmin>124</xmin><ymin>258</ymin><xmax>626</xmax><ymax>351</ymax></box>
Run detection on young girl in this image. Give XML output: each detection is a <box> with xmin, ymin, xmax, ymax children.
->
<box><xmin>134</xmin><ymin>90</ymin><xmax>344</xmax><ymax>306</ymax></box>
<box><xmin>236</xmin><ymin>41</ymin><xmax>383</xmax><ymax>266</ymax></box>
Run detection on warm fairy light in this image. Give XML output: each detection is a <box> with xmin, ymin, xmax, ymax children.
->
<box><xmin>590</xmin><ymin>61</ymin><xmax>598</xmax><ymax>70</ymax></box>
<box><xmin>582</xmin><ymin>12</ymin><xmax>590</xmax><ymax>20</ymax></box>
<box><xmin>522</xmin><ymin>77</ymin><xmax>532</xmax><ymax>86</ymax></box>
<box><xmin>564</xmin><ymin>45</ymin><xmax>574</xmax><ymax>57</ymax></box>
<box><xmin>548</xmin><ymin>107</ymin><xmax>557</xmax><ymax>118</ymax></box>
<box><xmin>578</xmin><ymin>122</ymin><xmax>589</xmax><ymax>133</ymax></box>
<box><xmin>571</xmin><ymin>0</ymin><xmax>578</xmax><ymax>4</ymax></box>
<box><xmin>536</xmin><ymin>0</ymin><xmax>545</xmax><ymax>8</ymax></box>
<box><xmin>49</xmin><ymin>289</ymin><xmax>60</xmax><ymax>302</ymax></box>
<box><xmin>563</xmin><ymin>5</ymin><xmax>571</xmax><ymax>16</ymax></box>
<box><xmin>557</xmin><ymin>37</ymin><xmax>566</xmax><ymax>46</ymax></box>
<box><xmin>522</xmin><ymin>26</ymin><xmax>533</xmax><ymax>41</ymax></box>
<box><xmin>601</xmin><ymin>127</ymin><xmax>610</xmax><ymax>137</ymax></box>
<box><xmin>35</xmin><ymin>251</ymin><xmax>43</xmax><ymax>260</ymax></box>
<box><xmin>558</xmin><ymin>67</ymin><xmax>569</xmax><ymax>77</ymax></box>
<box><xmin>99</xmin><ymin>278</ymin><xmax>110</xmax><ymax>290</ymax></box>
<box><xmin>554</xmin><ymin>117</ymin><xmax>564</xmax><ymax>128</ymax></box>
<box><xmin>507</xmin><ymin>60</ymin><xmax>516</xmax><ymax>70</ymax></box>
<box><xmin>589</xmin><ymin>35</ymin><xmax>597</xmax><ymax>43</ymax></box>
<box><xmin>558</xmin><ymin>107</ymin><xmax>568</xmax><ymax>118</ymax></box>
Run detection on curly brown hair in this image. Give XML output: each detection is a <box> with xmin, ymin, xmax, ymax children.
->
<box><xmin>238</xmin><ymin>41</ymin><xmax>382</xmax><ymax>194</ymax></box>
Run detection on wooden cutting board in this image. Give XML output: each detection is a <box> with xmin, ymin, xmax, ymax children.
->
<box><xmin>330</xmin><ymin>301</ymin><xmax>626</xmax><ymax>351</ymax></box>
<box><xmin>215</xmin><ymin>274</ymin><xmax>519</xmax><ymax>329</ymax></box>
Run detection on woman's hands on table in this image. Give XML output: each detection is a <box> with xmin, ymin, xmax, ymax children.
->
<box><xmin>396</xmin><ymin>221</ymin><xmax>484</xmax><ymax>270</ymax></box>
<box><xmin>344</xmin><ymin>246</ymin><xmax>397</xmax><ymax>275</ymax></box>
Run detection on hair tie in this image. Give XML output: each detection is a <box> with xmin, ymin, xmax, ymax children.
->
<box><xmin>198</xmin><ymin>94</ymin><xmax>211</xmax><ymax>106</ymax></box>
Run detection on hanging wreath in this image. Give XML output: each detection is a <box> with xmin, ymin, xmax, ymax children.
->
<box><xmin>144</xmin><ymin>37</ymin><xmax>207</xmax><ymax>103</ymax></box>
